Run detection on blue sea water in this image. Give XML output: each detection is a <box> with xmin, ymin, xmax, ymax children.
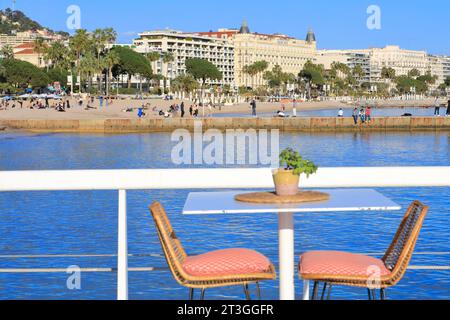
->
<box><xmin>0</xmin><ymin>131</ymin><xmax>448</xmax><ymax>300</ymax></box>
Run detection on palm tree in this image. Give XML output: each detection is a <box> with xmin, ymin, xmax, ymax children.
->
<box><xmin>33</xmin><ymin>37</ymin><xmax>48</xmax><ymax>68</ymax></box>
<box><xmin>162</xmin><ymin>52</ymin><xmax>175</xmax><ymax>88</ymax></box>
<box><xmin>254</xmin><ymin>60</ymin><xmax>269</xmax><ymax>87</ymax></box>
<box><xmin>103</xmin><ymin>50</ymin><xmax>120</xmax><ymax>96</ymax></box>
<box><xmin>44</xmin><ymin>41</ymin><xmax>72</xmax><ymax>70</ymax></box>
<box><xmin>352</xmin><ymin>65</ymin><xmax>366</xmax><ymax>88</ymax></box>
<box><xmin>93</xmin><ymin>28</ymin><xmax>117</xmax><ymax>93</ymax></box>
<box><xmin>243</xmin><ymin>64</ymin><xmax>258</xmax><ymax>89</ymax></box>
<box><xmin>381</xmin><ymin>67</ymin><xmax>396</xmax><ymax>81</ymax></box>
<box><xmin>78</xmin><ymin>52</ymin><xmax>97</xmax><ymax>93</ymax></box>
<box><xmin>69</xmin><ymin>29</ymin><xmax>92</xmax><ymax>93</ymax></box>
<box><xmin>171</xmin><ymin>74</ymin><xmax>199</xmax><ymax>98</ymax></box>
<box><xmin>145</xmin><ymin>52</ymin><xmax>161</xmax><ymax>91</ymax></box>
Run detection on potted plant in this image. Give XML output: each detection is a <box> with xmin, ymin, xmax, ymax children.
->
<box><xmin>273</xmin><ymin>148</ymin><xmax>318</xmax><ymax>196</ymax></box>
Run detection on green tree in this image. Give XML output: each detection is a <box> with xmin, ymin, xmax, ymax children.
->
<box><xmin>93</xmin><ymin>28</ymin><xmax>117</xmax><ymax>93</ymax></box>
<box><xmin>112</xmin><ymin>46</ymin><xmax>152</xmax><ymax>89</ymax></box>
<box><xmin>78</xmin><ymin>52</ymin><xmax>97</xmax><ymax>92</ymax></box>
<box><xmin>264</xmin><ymin>64</ymin><xmax>295</xmax><ymax>94</ymax></box>
<box><xmin>103</xmin><ymin>50</ymin><xmax>120</xmax><ymax>96</ymax></box>
<box><xmin>46</xmin><ymin>68</ymin><xmax>69</xmax><ymax>87</ymax></box>
<box><xmin>395</xmin><ymin>75</ymin><xmax>428</xmax><ymax>94</ymax></box>
<box><xmin>407</xmin><ymin>68</ymin><xmax>420</xmax><ymax>78</ymax></box>
<box><xmin>352</xmin><ymin>65</ymin><xmax>365</xmax><ymax>83</ymax></box>
<box><xmin>162</xmin><ymin>52</ymin><xmax>175</xmax><ymax>81</ymax></box>
<box><xmin>417</xmin><ymin>71</ymin><xmax>438</xmax><ymax>86</ymax></box>
<box><xmin>69</xmin><ymin>29</ymin><xmax>92</xmax><ymax>92</ymax></box>
<box><xmin>33</xmin><ymin>37</ymin><xmax>48</xmax><ymax>68</ymax></box>
<box><xmin>381</xmin><ymin>67</ymin><xmax>396</xmax><ymax>80</ymax></box>
<box><xmin>44</xmin><ymin>41</ymin><xmax>72</xmax><ymax>70</ymax></box>
<box><xmin>171</xmin><ymin>74</ymin><xmax>199</xmax><ymax>97</ymax></box>
<box><xmin>299</xmin><ymin>61</ymin><xmax>325</xmax><ymax>98</ymax></box>
<box><xmin>1</xmin><ymin>59</ymin><xmax>49</xmax><ymax>88</ymax></box>
<box><xmin>185</xmin><ymin>58</ymin><xmax>222</xmax><ymax>106</ymax></box>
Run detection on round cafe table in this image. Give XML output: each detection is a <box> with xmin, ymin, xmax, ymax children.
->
<box><xmin>182</xmin><ymin>189</ymin><xmax>401</xmax><ymax>300</ymax></box>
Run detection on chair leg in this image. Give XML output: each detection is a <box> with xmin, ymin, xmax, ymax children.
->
<box><xmin>200</xmin><ymin>288</ymin><xmax>206</xmax><ymax>300</ymax></box>
<box><xmin>368</xmin><ymin>288</ymin><xmax>372</xmax><ymax>300</ymax></box>
<box><xmin>327</xmin><ymin>284</ymin><xmax>333</xmax><ymax>300</ymax></box>
<box><xmin>371</xmin><ymin>289</ymin><xmax>377</xmax><ymax>300</ymax></box>
<box><xmin>312</xmin><ymin>281</ymin><xmax>319</xmax><ymax>300</ymax></box>
<box><xmin>321</xmin><ymin>283</ymin><xmax>328</xmax><ymax>300</ymax></box>
<box><xmin>243</xmin><ymin>283</ymin><xmax>251</xmax><ymax>300</ymax></box>
<box><xmin>256</xmin><ymin>282</ymin><xmax>261</xmax><ymax>300</ymax></box>
<box><xmin>189</xmin><ymin>288</ymin><xmax>194</xmax><ymax>300</ymax></box>
<box><xmin>380</xmin><ymin>288</ymin><xmax>386</xmax><ymax>300</ymax></box>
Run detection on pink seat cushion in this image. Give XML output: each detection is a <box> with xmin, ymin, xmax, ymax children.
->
<box><xmin>300</xmin><ymin>251</ymin><xmax>390</xmax><ymax>277</ymax></box>
<box><xmin>183</xmin><ymin>248</ymin><xmax>272</xmax><ymax>277</ymax></box>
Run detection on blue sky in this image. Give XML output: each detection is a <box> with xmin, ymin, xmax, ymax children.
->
<box><xmin>2</xmin><ymin>0</ymin><xmax>450</xmax><ymax>55</ymax></box>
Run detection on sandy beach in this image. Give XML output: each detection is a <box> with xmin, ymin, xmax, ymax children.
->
<box><xmin>0</xmin><ymin>97</ymin><xmax>446</xmax><ymax>120</ymax></box>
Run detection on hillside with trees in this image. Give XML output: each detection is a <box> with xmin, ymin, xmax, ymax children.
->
<box><xmin>0</xmin><ymin>8</ymin><xmax>68</xmax><ymax>36</ymax></box>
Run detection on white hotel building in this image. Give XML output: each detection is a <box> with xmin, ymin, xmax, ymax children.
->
<box><xmin>133</xmin><ymin>30</ymin><xmax>235</xmax><ymax>87</ymax></box>
<box><xmin>318</xmin><ymin>46</ymin><xmax>450</xmax><ymax>88</ymax></box>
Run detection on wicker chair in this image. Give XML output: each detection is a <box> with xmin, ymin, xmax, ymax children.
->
<box><xmin>149</xmin><ymin>202</ymin><xmax>276</xmax><ymax>300</ymax></box>
<box><xmin>299</xmin><ymin>201</ymin><xmax>429</xmax><ymax>300</ymax></box>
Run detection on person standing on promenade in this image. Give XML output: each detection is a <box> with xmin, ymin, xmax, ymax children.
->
<box><xmin>352</xmin><ymin>108</ymin><xmax>359</xmax><ymax>125</ymax></box>
<box><xmin>292</xmin><ymin>99</ymin><xmax>297</xmax><ymax>117</ymax></box>
<box><xmin>434</xmin><ymin>97</ymin><xmax>441</xmax><ymax>116</ymax></box>
<box><xmin>359</xmin><ymin>108</ymin><xmax>366</xmax><ymax>123</ymax></box>
<box><xmin>250</xmin><ymin>98</ymin><xmax>257</xmax><ymax>117</ymax></box>
<box><xmin>99</xmin><ymin>96</ymin><xmax>104</xmax><ymax>108</ymax></box>
<box><xmin>338</xmin><ymin>108</ymin><xmax>344</xmax><ymax>117</ymax></box>
<box><xmin>365</xmin><ymin>106</ymin><xmax>372</xmax><ymax>123</ymax></box>
<box><xmin>180</xmin><ymin>102</ymin><xmax>185</xmax><ymax>118</ymax></box>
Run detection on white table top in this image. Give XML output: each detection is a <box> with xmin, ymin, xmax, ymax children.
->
<box><xmin>183</xmin><ymin>189</ymin><xmax>402</xmax><ymax>215</ymax></box>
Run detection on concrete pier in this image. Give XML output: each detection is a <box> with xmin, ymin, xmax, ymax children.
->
<box><xmin>0</xmin><ymin>117</ymin><xmax>449</xmax><ymax>133</ymax></box>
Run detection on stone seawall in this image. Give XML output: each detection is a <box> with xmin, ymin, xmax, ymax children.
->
<box><xmin>0</xmin><ymin>117</ymin><xmax>449</xmax><ymax>133</ymax></box>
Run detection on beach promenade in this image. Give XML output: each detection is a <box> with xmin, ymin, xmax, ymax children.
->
<box><xmin>1</xmin><ymin>116</ymin><xmax>449</xmax><ymax>133</ymax></box>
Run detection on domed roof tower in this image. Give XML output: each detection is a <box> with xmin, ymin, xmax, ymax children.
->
<box><xmin>239</xmin><ymin>20</ymin><xmax>251</xmax><ymax>34</ymax></box>
<box><xmin>306</xmin><ymin>28</ymin><xmax>316</xmax><ymax>43</ymax></box>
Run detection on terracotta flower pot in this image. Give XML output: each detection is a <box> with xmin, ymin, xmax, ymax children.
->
<box><xmin>272</xmin><ymin>169</ymin><xmax>300</xmax><ymax>196</ymax></box>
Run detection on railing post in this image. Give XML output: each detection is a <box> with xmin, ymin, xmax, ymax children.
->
<box><xmin>117</xmin><ymin>189</ymin><xmax>128</xmax><ymax>300</ymax></box>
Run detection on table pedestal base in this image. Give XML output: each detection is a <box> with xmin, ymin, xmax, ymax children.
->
<box><xmin>278</xmin><ymin>212</ymin><xmax>295</xmax><ymax>300</ymax></box>
<box><xmin>278</xmin><ymin>212</ymin><xmax>311</xmax><ymax>301</ymax></box>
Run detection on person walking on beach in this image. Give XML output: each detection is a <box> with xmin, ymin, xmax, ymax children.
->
<box><xmin>434</xmin><ymin>97</ymin><xmax>441</xmax><ymax>116</ymax></box>
<box><xmin>250</xmin><ymin>98</ymin><xmax>257</xmax><ymax>117</ymax></box>
<box><xmin>352</xmin><ymin>108</ymin><xmax>359</xmax><ymax>125</ymax></box>
<box><xmin>180</xmin><ymin>102</ymin><xmax>185</xmax><ymax>118</ymax></box>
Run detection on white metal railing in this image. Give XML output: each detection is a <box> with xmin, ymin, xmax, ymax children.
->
<box><xmin>0</xmin><ymin>167</ymin><xmax>449</xmax><ymax>300</ymax></box>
